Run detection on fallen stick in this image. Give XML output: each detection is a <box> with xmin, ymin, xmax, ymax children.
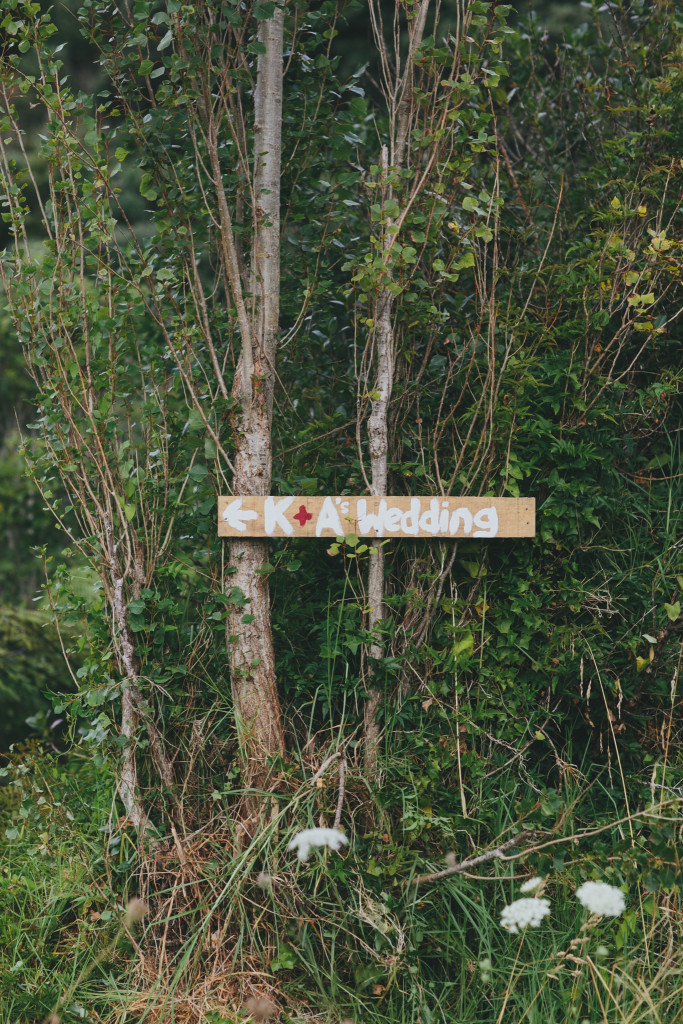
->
<box><xmin>414</xmin><ymin>831</ymin><xmax>535</xmax><ymax>886</ymax></box>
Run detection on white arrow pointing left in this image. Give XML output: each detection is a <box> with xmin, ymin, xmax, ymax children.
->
<box><xmin>221</xmin><ymin>498</ymin><xmax>259</xmax><ymax>532</ymax></box>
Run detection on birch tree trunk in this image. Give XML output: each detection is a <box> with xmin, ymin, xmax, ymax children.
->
<box><xmin>363</xmin><ymin>0</ymin><xmax>431</xmax><ymax>775</ymax></box>
<box><xmin>226</xmin><ymin>9</ymin><xmax>286</xmax><ymax>791</ymax></box>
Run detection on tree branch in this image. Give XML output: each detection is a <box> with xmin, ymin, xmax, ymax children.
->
<box><xmin>414</xmin><ymin>831</ymin><xmax>534</xmax><ymax>886</ymax></box>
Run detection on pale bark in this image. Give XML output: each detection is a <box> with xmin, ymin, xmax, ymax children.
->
<box><xmin>111</xmin><ymin>563</ymin><xmax>147</xmax><ymax>833</ymax></box>
<box><xmin>106</xmin><ymin>517</ymin><xmax>176</xmax><ymax>834</ymax></box>
<box><xmin>363</xmin><ymin>1</ymin><xmax>431</xmax><ymax>775</ymax></box>
<box><xmin>227</xmin><ymin>9</ymin><xmax>286</xmax><ymax>789</ymax></box>
<box><xmin>119</xmin><ymin>686</ymin><xmax>146</xmax><ymax>833</ymax></box>
<box><xmin>364</xmin><ymin>284</ymin><xmax>395</xmax><ymax>771</ymax></box>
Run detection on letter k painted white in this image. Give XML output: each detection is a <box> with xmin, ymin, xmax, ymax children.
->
<box><xmin>264</xmin><ymin>496</ymin><xmax>294</xmax><ymax>536</ymax></box>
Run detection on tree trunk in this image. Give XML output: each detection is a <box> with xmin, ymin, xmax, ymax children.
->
<box><xmin>227</xmin><ymin>8</ymin><xmax>286</xmax><ymax>792</ymax></box>
<box><xmin>364</xmin><ymin>281</ymin><xmax>395</xmax><ymax>774</ymax></box>
<box><xmin>363</xmin><ymin>0</ymin><xmax>431</xmax><ymax>775</ymax></box>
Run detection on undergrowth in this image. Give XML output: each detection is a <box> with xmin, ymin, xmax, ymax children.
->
<box><xmin>1</xmin><ymin>727</ymin><xmax>681</xmax><ymax>1024</ymax></box>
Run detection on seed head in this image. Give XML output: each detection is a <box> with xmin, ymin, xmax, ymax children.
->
<box><xmin>124</xmin><ymin>897</ymin><xmax>148</xmax><ymax>925</ymax></box>
<box><xmin>245</xmin><ymin>995</ymin><xmax>277</xmax><ymax>1021</ymax></box>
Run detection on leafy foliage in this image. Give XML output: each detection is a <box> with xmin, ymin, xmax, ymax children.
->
<box><xmin>0</xmin><ymin>0</ymin><xmax>681</xmax><ymax>1021</ymax></box>
<box><xmin>0</xmin><ymin>606</ymin><xmax>77</xmax><ymax>748</ymax></box>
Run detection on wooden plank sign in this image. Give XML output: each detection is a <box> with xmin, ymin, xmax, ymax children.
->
<box><xmin>218</xmin><ymin>496</ymin><xmax>535</xmax><ymax>539</ymax></box>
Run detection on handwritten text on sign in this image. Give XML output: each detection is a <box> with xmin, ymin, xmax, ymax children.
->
<box><xmin>218</xmin><ymin>497</ymin><xmax>535</xmax><ymax>539</ymax></box>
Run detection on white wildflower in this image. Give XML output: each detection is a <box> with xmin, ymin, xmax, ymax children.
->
<box><xmin>575</xmin><ymin>881</ymin><xmax>625</xmax><ymax>917</ymax></box>
<box><xmin>500</xmin><ymin>897</ymin><xmax>551</xmax><ymax>934</ymax></box>
<box><xmin>520</xmin><ymin>876</ymin><xmax>544</xmax><ymax>894</ymax></box>
<box><xmin>287</xmin><ymin>827</ymin><xmax>348</xmax><ymax>862</ymax></box>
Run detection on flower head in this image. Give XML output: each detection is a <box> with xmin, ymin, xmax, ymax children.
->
<box><xmin>287</xmin><ymin>827</ymin><xmax>348</xmax><ymax>862</ymax></box>
<box><xmin>575</xmin><ymin>881</ymin><xmax>625</xmax><ymax>918</ymax></box>
<box><xmin>245</xmin><ymin>995</ymin><xmax>276</xmax><ymax>1021</ymax></box>
<box><xmin>124</xmin><ymin>897</ymin><xmax>148</xmax><ymax>926</ymax></box>
<box><xmin>500</xmin><ymin>897</ymin><xmax>551</xmax><ymax>934</ymax></box>
<box><xmin>520</xmin><ymin>876</ymin><xmax>543</xmax><ymax>894</ymax></box>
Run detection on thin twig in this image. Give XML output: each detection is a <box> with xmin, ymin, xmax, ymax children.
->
<box><xmin>334</xmin><ymin>757</ymin><xmax>346</xmax><ymax>830</ymax></box>
<box><xmin>414</xmin><ymin>831</ymin><xmax>533</xmax><ymax>886</ymax></box>
<box><xmin>414</xmin><ymin>799</ymin><xmax>681</xmax><ymax>886</ymax></box>
<box><xmin>309</xmin><ymin>752</ymin><xmax>341</xmax><ymax>787</ymax></box>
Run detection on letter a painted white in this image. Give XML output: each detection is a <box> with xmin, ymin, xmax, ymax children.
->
<box><xmin>473</xmin><ymin>506</ymin><xmax>499</xmax><ymax>538</ymax></box>
<box><xmin>264</xmin><ymin>496</ymin><xmax>294</xmax><ymax>536</ymax></box>
<box><xmin>316</xmin><ymin>496</ymin><xmax>344</xmax><ymax>537</ymax></box>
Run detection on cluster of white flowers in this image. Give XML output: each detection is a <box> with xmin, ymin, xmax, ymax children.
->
<box><xmin>499</xmin><ymin>877</ymin><xmax>626</xmax><ymax>935</ymax></box>
<box><xmin>287</xmin><ymin>827</ymin><xmax>348</xmax><ymax>862</ymax></box>
<box><xmin>499</xmin><ymin>897</ymin><xmax>551</xmax><ymax>934</ymax></box>
<box><xmin>519</xmin><ymin>876</ymin><xmax>544</xmax><ymax>894</ymax></box>
<box><xmin>575</xmin><ymin>881</ymin><xmax>626</xmax><ymax>918</ymax></box>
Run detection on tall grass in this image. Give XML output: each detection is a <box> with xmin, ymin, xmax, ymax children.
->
<box><xmin>2</xmin><ymin>727</ymin><xmax>680</xmax><ymax>1024</ymax></box>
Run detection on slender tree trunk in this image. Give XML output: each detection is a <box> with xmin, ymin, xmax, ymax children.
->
<box><xmin>106</xmin><ymin>515</ymin><xmax>177</xmax><ymax>834</ymax></box>
<box><xmin>364</xmin><ymin>260</ymin><xmax>395</xmax><ymax>773</ymax></box>
<box><xmin>227</xmin><ymin>9</ymin><xmax>286</xmax><ymax>791</ymax></box>
<box><xmin>363</xmin><ymin>0</ymin><xmax>431</xmax><ymax>775</ymax></box>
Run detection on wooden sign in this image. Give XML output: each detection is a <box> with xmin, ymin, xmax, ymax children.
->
<box><xmin>218</xmin><ymin>496</ymin><xmax>534</xmax><ymax>539</ymax></box>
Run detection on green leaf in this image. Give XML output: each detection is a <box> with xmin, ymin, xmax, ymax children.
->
<box><xmin>140</xmin><ymin>173</ymin><xmax>158</xmax><ymax>201</ymax></box>
<box><xmin>270</xmin><ymin>945</ymin><xmax>297</xmax><ymax>971</ymax></box>
<box><xmin>459</xmin><ymin>560</ymin><xmax>480</xmax><ymax>579</ymax></box>
<box><xmin>453</xmin><ymin>632</ymin><xmax>474</xmax><ymax>658</ymax></box>
<box><xmin>664</xmin><ymin>601</ymin><xmax>680</xmax><ymax>622</ymax></box>
<box><xmin>187</xmin><ymin>409</ymin><xmax>204</xmax><ymax>432</ymax></box>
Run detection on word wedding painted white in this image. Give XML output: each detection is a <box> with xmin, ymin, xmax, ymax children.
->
<box><xmin>320</xmin><ymin>497</ymin><xmax>497</xmax><ymax>538</ymax></box>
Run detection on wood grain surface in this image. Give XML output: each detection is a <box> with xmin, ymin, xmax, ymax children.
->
<box><xmin>218</xmin><ymin>496</ymin><xmax>535</xmax><ymax>539</ymax></box>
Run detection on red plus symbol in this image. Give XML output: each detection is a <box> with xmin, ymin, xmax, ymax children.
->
<box><xmin>293</xmin><ymin>504</ymin><xmax>312</xmax><ymax>527</ymax></box>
